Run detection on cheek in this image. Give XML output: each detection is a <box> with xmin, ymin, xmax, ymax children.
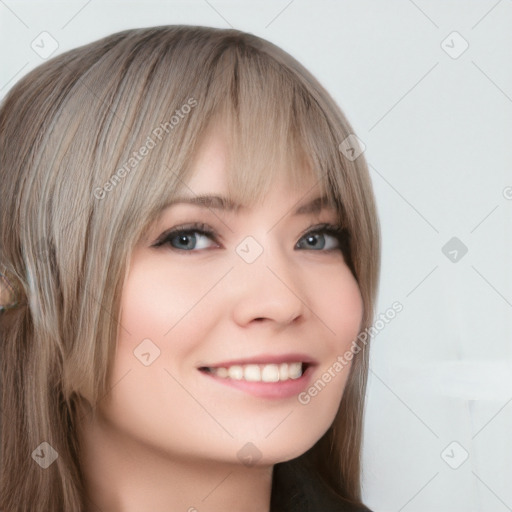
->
<box><xmin>109</xmin><ymin>255</ymin><xmax>212</xmax><ymax>398</ymax></box>
<box><xmin>118</xmin><ymin>254</ymin><xmax>212</xmax><ymax>351</ymax></box>
<box><xmin>298</xmin><ymin>265</ymin><xmax>363</xmax><ymax>413</ymax></box>
<box><xmin>311</xmin><ymin>263</ymin><xmax>364</xmax><ymax>352</ymax></box>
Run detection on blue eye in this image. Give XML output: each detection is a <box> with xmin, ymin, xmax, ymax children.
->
<box><xmin>153</xmin><ymin>223</ymin><xmax>347</xmax><ymax>252</ymax></box>
<box><xmin>153</xmin><ymin>223</ymin><xmax>219</xmax><ymax>251</ymax></box>
<box><xmin>295</xmin><ymin>225</ymin><xmax>346</xmax><ymax>251</ymax></box>
<box><xmin>168</xmin><ymin>231</ymin><xmax>215</xmax><ymax>250</ymax></box>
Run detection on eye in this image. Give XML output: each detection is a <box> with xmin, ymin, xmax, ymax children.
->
<box><xmin>153</xmin><ymin>223</ymin><xmax>220</xmax><ymax>251</ymax></box>
<box><xmin>295</xmin><ymin>224</ymin><xmax>347</xmax><ymax>251</ymax></box>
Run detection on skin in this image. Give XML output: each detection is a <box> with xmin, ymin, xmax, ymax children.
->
<box><xmin>78</xmin><ymin>128</ymin><xmax>363</xmax><ymax>512</ymax></box>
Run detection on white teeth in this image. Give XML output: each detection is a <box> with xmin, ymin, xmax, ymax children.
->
<box><xmin>209</xmin><ymin>362</ymin><xmax>304</xmax><ymax>382</ymax></box>
<box><xmin>288</xmin><ymin>362</ymin><xmax>302</xmax><ymax>379</ymax></box>
<box><xmin>228</xmin><ymin>365</ymin><xmax>244</xmax><ymax>380</ymax></box>
<box><xmin>278</xmin><ymin>362</ymin><xmax>289</xmax><ymax>380</ymax></box>
<box><xmin>261</xmin><ymin>364</ymin><xmax>279</xmax><ymax>382</ymax></box>
<box><xmin>244</xmin><ymin>364</ymin><xmax>261</xmax><ymax>381</ymax></box>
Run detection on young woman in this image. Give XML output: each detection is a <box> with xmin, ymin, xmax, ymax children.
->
<box><xmin>0</xmin><ymin>25</ymin><xmax>380</xmax><ymax>511</ymax></box>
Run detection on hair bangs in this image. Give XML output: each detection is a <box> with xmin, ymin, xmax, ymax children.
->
<box><xmin>193</xmin><ymin>44</ymin><xmax>334</xmax><ymax>209</ymax></box>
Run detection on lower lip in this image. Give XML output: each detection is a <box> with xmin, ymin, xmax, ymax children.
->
<box><xmin>199</xmin><ymin>366</ymin><xmax>314</xmax><ymax>399</ymax></box>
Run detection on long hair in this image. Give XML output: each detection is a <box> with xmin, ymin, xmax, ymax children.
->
<box><xmin>0</xmin><ymin>25</ymin><xmax>380</xmax><ymax>511</ymax></box>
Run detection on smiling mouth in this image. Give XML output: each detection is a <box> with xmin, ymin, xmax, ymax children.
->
<box><xmin>199</xmin><ymin>362</ymin><xmax>309</xmax><ymax>383</ymax></box>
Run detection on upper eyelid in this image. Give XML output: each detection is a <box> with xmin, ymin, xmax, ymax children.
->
<box><xmin>152</xmin><ymin>223</ymin><xmax>219</xmax><ymax>247</ymax></box>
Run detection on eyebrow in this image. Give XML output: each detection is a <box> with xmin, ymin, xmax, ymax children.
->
<box><xmin>164</xmin><ymin>194</ymin><xmax>337</xmax><ymax>215</ymax></box>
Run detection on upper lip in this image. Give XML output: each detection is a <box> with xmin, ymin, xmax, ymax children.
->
<box><xmin>199</xmin><ymin>353</ymin><xmax>318</xmax><ymax>368</ymax></box>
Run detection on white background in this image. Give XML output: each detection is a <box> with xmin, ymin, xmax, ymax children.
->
<box><xmin>1</xmin><ymin>1</ymin><xmax>511</xmax><ymax>511</ymax></box>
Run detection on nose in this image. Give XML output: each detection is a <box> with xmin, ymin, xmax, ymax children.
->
<box><xmin>229</xmin><ymin>249</ymin><xmax>305</xmax><ymax>328</ymax></box>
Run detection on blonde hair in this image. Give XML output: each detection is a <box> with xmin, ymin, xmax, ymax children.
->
<box><xmin>0</xmin><ymin>25</ymin><xmax>380</xmax><ymax>510</ymax></box>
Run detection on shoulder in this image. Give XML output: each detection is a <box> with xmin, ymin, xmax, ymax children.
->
<box><xmin>270</xmin><ymin>455</ymin><xmax>373</xmax><ymax>512</ymax></box>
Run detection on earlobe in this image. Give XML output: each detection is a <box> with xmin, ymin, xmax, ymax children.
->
<box><xmin>0</xmin><ymin>267</ymin><xmax>23</xmax><ymax>313</ymax></box>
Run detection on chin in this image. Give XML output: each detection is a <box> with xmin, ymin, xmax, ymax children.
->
<box><xmin>241</xmin><ymin>427</ymin><xmax>329</xmax><ymax>468</ymax></box>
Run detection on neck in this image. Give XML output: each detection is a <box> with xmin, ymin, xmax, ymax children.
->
<box><xmin>77</xmin><ymin>410</ymin><xmax>273</xmax><ymax>512</ymax></box>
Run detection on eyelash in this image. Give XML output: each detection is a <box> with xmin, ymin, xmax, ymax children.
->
<box><xmin>152</xmin><ymin>222</ymin><xmax>348</xmax><ymax>253</ymax></box>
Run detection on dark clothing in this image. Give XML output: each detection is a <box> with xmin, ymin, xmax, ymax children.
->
<box><xmin>270</xmin><ymin>456</ymin><xmax>373</xmax><ymax>512</ymax></box>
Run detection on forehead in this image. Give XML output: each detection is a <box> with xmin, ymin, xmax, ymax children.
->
<box><xmin>184</xmin><ymin>129</ymin><xmax>229</xmax><ymax>192</ymax></box>
<box><xmin>183</xmin><ymin>126</ymin><xmax>322</xmax><ymax>199</ymax></box>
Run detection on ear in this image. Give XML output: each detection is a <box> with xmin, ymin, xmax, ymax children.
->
<box><xmin>0</xmin><ymin>267</ymin><xmax>23</xmax><ymax>312</ymax></box>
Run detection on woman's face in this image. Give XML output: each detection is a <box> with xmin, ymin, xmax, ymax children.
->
<box><xmin>100</xmin><ymin>129</ymin><xmax>363</xmax><ymax>466</ymax></box>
